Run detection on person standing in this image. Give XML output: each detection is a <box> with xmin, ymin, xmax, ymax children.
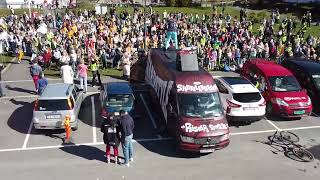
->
<box><xmin>60</xmin><ymin>62</ymin><xmax>74</xmax><ymax>84</ymax></box>
<box><xmin>119</xmin><ymin>110</ymin><xmax>134</xmax><ymax>167</ymax></box>
<box><xmin>101</xmin><ymin>117</ymin><xmax>121</xmax><ymax>164</ymax></box>
<box><xmin>90</xmin><ymin>57</ymin><xmax>102</xmax><ymax>87</ymax></box>
<box><xmin>0</xmin><ymin>63</ymin><xmax>4</xmax><ymax>97</ymax></box>
<box><xmin>77</xmin><ymin>59</ymin><xmax>88</xmax><ymax>93</ymax></box>
<box><xmin>164</xmin><ymin>17</ymin><xmax>178</xmax><ymax>50</ymax></box>
<box><xmin>30</xmin><ymin>59</ymin><xmax>43</xmax><ymax>92</ymax></box>
<box><xmin>37</xmin><ymin>73</ymin><xmax>48</xmax><ymax>95</ymax></box>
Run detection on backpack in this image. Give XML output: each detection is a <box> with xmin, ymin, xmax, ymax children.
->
<box><xmin>105</xmin><ymin>124</ymin><xmax>118</xmax><ymax>146</ymax></box>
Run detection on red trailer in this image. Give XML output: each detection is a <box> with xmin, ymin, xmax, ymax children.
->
<box><xmin>142</xmin><ymin>49</ymin><xmax>230</xmax><ymax>153</ymax></box>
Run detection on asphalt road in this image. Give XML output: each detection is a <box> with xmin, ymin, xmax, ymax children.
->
<box><xmin>0</xmin><ymin>59</ymin><xmax>320</xmax><ymax>180</ymax></box>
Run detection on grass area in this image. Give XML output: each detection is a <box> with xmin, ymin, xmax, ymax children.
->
<box><xmin>44</xmin><ymin>66</ymin><xmax>123</xmax><ymax>79</ymax></box>
<box><xmin>0</xmin><ymin>54</ymin><xmax>15</xmax><ymax>69</ymax></box>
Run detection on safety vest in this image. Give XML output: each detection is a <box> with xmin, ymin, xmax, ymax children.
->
<box><xmin>90</xmin><ymin>63</ymin><xmax>98</xmax><ymax>71</ymax></box>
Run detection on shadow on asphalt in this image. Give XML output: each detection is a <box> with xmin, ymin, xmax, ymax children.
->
<box><xmin>138</xmin><ymin>140</ymin><xmax>207</xmax><ymax>159</ymax></box>
<box><xmin>307</xmin><ymin>145</ymin><xmax>320</xmax><ymax>161</ymax></box>
<box><xmin>59</xmin><ymin>144</ymin><xmax>107</xmax><ymax>163</ymax></box>
<box><xmin>6</xmin><ymin>85</ymin><xmax>36</xmax><ymax>95</ymax></box>
<box><xmin>7</xmin><ymin>99</ymin><xmax>34</xmax><ymax>134</ymax></box>
<box><xmin>78</xmin><ymin>94</ymin><xmax>101</xmax><ymax>128</ymax></box>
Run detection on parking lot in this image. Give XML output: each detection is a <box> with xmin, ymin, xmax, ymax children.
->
<box><xmin>0</xmin><ymin>75</ymin><xmax>320</xmax><ymax>180</ymax></box>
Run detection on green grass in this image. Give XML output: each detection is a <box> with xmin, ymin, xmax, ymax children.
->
<box><xmin>0</xmin><ymin>54</ymin><xmax>15</xmax><ymax>69</ymax></box>
<box><xmin>44</xmin><ymin>66</ymin><xmax>123</xmax><ymax>79</ymax></box>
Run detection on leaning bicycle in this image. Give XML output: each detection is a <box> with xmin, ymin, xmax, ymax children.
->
<box><xmin>269</xmin><ymin>131</ymin><xmax>314</xmax><ymax>162</ymax></box>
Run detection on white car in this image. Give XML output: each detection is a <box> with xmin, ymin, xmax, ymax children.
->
<box><xmin>214</xmin><ymin>76</ymin><xmax>266</xmax><ymax>122</ymax></box>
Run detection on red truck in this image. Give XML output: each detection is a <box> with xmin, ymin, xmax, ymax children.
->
<box><xmin>139</xmin><ymin>49</ymin><xmax>230</xmax><ymax>153</ymax></box>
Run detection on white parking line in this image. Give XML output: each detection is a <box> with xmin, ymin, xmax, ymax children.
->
<box><xmin>22</xmin><ymin>121</ymin><xmax>33</xmax><ymax>149</ymax></box>
<box><xmin>265</xmin><ymin>120</ymin><xmax>282</xmax><ymax>131</ymax></box>
<box><xmin>230</xmin><ymin>129</ymin><xmax>277</xmax><ymax>136</ymax></box>
<box><xmin>312</xmin><ymin>112</ymin><xmax>319</xmax><ymax>117</ymax></box>
<box><xmin>0</xmin><ymin>95</ymin><xmax>38</xmax><ymax>100</ymax></box>
<box><xmin>91</xmin><ymin>96</ymin><xmax>97</xmax><ymax>144</ymax></box>
<box><xmin>3</xmin><ymin>79</ymin><xmax>62</xmax><ymax>83</ymax></box>
<box><xmin>139</xmin><ymin>94</ymin><xmax>162</xmax><ymax>139</ymax></box>
<box><xmin>1</xmin><ymin>125</ymin><xmax>320</xmax><ymax>153</ymax></box>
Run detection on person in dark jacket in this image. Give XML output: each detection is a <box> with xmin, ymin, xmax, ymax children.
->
<box><xmin>100</xmin><ymin>117</ymin><xmax>121</xmax><ymax>164</ymax></box>
<box><xmin>119</xmin><ymin>110</ymin><xmax>134</xmax><ymax>167</ymax></box>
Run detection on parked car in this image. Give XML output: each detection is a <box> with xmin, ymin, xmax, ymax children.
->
<box><xmin>215</xmin><ymin>76</ymin><xmax>266</xmax><ymax>122</ymax></box>
<box><xmin>241</xmin><ymin>59</ymin><xmax>312</xmax><ymax>119</ymax></box>
<box><xmin>282</xmin><ymin>58</ymin><xmax>320</xmax><ymax>112</ymax></box>
<box><xmin>33</xmin><ymin>83</ymin><xmax>83</xmax><ymax>130</ymax></box>
<box><xmin>100</xmin><ymin>82</ymin><xmax>135</xmax><ymax>120</ymax></box>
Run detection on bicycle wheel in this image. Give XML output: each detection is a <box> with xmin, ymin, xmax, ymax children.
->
<box><xmin>292</xmin><ymin>147</ymin><xmax>314</xmax><ymax>162</ymax></box>
<box><xmin>280</xmin><ymin>131</ymin><xmax>299</xmax><ymax>144</ymax></box>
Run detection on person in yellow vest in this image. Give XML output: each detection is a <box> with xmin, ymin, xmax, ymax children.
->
<box><xmin>16</xmin><ymin>46</ymin><xmax>24</xmax><ymax>64</ymax></box>
<box><xmin>64</xmin><ymin>115</ymin><xmax>72</xmax><ymax>143</ymax></box>
<box><xmin>90</xmin><ymin>57</ymin><xmax>102</xmax><ymax>87</ymax></box>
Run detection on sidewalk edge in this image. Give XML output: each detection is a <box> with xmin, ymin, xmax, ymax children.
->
<box><xmin>1</xmin><ymin>57</ymin><xmax>16</xmax><ymax>75</ymax></box>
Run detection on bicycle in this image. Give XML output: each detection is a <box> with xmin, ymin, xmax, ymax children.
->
<box><xmin>268</xmin><ymin>131</ymin><xmax>314</xmax><ymax>162</ymax></box>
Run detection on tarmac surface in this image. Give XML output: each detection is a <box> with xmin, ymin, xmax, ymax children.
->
<box><xmin>0</xmin><ymin>59</ymin><xmax>319</xmax><ymax>180</ymax></box>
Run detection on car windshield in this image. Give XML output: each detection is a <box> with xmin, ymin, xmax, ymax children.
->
<box><xmin>105</xmin><ymin>94</ymin><xmax>134</xmax><ymax>108</ymax></box>
<box><xmin>312</xmin><ymin>75</ymin><xmax>320</xmax><ymax>90</ymax></box>
<box><xmin>178</xmin><ymin>93</ymin><xmax>223</xmax><ymax>118</ymax></box>
<box><xmin>268</xmin><ymin>76</ymin><xmax>301</xmax><ymax>92</ymax></box>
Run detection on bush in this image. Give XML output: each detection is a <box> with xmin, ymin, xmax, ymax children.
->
<box><xmin>165</xmin><ymin>0</ymin><xmax>177</xmax><ymax>7</ymax></box>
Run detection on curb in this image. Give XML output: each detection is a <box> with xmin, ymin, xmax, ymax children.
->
<box><xmin>0</xmin><ymin>57</ymin><xmax>16</xmax><ymax>75</ymax></box>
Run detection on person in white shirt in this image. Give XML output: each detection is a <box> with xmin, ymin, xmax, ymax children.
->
<box><xmin>60</xmin><ymin>62</ymin><xmax>74</xmax><ymax>84</ymax></box>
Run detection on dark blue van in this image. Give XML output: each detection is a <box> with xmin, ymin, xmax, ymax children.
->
<box><xmin>99</xmin><ymin>82</ymin><xmax>135</xmax><ymax>119</ymax></box>
<box><xmin>282</xmin><ymin>58</ymin><xmax>320</xmax><ymax>111</ymax></box>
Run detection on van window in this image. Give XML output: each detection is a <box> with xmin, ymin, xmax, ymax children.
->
<box><xmin>37</xmin><ymin>99</ymin><xmax>74</xmax><ymax>111</ymax></box>
<box><xmin>178</xmin><ymin>92</ymin><xmax>224</xmax><ymax>118</ymax></box>
<box><xmin>268</xmin><ymin>76</ymin><xmax>301</xmax><ymax>92</ymax></box>
<box><xmin>312</xmin><ymin>75</ymin><xmax>320</xmax><ymax>90</ymax></box>
<box><xmin>233</xmin><ymin>93</ymin><xmax>262</xmax><ymax>103</ymax></box>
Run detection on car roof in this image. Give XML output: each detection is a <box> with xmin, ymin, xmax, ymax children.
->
<box><xmin>249</xmin><ymin>59</ymin><xmax>293</xmax><ymax>76</ymax></box>
<box><xmin>285</xmin><ymin>58</ymin><xmax>320</xmax><ymax>74</ymax></box>
<box><xmin>104</xmin><ymin>82</ymin><xmax>133</xmax><ymax>95</ymax></box>
<box><xmin>218</xmin><ymin>77</ymin><xmax>259</xmax><ymax>93</ymax></box>
<box><xmin>39</xmin><ymin>83</ymin><xmax>73</xmax><ymax>100</ymax></box>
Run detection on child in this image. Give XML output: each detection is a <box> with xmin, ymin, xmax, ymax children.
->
<box><xmin>16</xmin><ymin>46</ymin><xmax>24</xmax><ymax>64</ymax></box>
<box><xmin>100</xmin><ymin>117</ymin><xmax>121</xmax><ymax>164</ymax></box>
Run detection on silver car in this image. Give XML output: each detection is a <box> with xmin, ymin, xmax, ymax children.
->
<box><xmin>32</xmin><ymin>83</ymin><xmax>83</xmax><ymax>130</ymax></box>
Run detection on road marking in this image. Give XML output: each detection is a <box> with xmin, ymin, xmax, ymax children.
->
<box><xmin>22</xmin><ymin>121</ymin><xmax>33</xmax><ymax>149</ymax></box>
<box><xmin>230</xmin><ymin>129</ymin><xmax>277</xmax><ymax>136</ymax></box>
<box><xmin>0</xmin><ymin>95</ymin><xmax>38</xmax><ymax>100</ymax></box>
<box><xmin>139</xmin><ymin>94</ymin><xmax>162</xmax><ymax>139</ymax></box>
<box><xmin>311</xmin><ymin>112</ymin><xmax>319</xmax><ymax>117</ymax></box>
<box><xmin>282</xmin><ymin>125</ymin><xmax>320</xmax><ymax>131</ymax></box>
<box><xmin>0</xmin><ymin>91</ymin><xmax>100</xmax><ymax>101</ymax></box>
<box><xmin>91</xmin><ymin>96</ymin><xmax>97</xmax><ymax>144</ymax></box>
<box><xmin>1</xmin><ymin>125</ymin><xmax>320</xmax><ymax>153</ymax></box>
<box><xmin>2</xmin><ymin>79</ymin><xmax>62</xmax><ymax>83</ymax></box>
<box><xmin>265</xmin><ymin>120</ymin><xmax>282</xmax><ymax>131</ymax></box>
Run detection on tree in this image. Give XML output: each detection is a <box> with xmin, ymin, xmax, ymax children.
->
<box><xmin>165</xmin><ymin>0</ymin><xmax>177</xmax><ymax>6</ymax></box>
<box><xmin>177</xmin><ymin>0</ymin><xmax>192</xmax><ymax>7</ymax></box>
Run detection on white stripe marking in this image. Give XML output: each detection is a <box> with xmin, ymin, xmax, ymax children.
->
<box><xmin>2</xmin><ymin>79</ymin><xmax>62</xmax><ymax>83</ymax></box>
<box><xmin>266</xmin><ymin>120</ymin><xmax>282</xmax><ymax>131</ymax></box>
<box><xmin>312</xmin><ymin>112</ymin><xmax>319</xmax><ymax>117</ymax></box>
<box><xmin>0</xmin><ymin>95</ymin><xmax>38</xmax><ymax>100</ymax></box>
<box><xmin>230</xmin><ymin>129</ymin><xmax>277</xmax><ymax>136</ymax></box>
<box><xmin>22</xmin><ymin>121</ymin><xmax>33</xmax><ymax>149</ymax></box>
<box><xmin>91</xmin><ymin>96</ymin><xmax>97</xmax><ymax>144</ymax></box>
<box><xmin>2</xmin><ymin>125</ymin><xmax>320</xmax><ymax>153</ymax></box>
<box><xmin>0</xmin><ymin>138</ymin><xmax>172</xmax><ymax>153</ymax></box>
<box><xmin>139</xmin><ymin>94</ymin><xmax>161</xmax><ymax>139</ymax></box>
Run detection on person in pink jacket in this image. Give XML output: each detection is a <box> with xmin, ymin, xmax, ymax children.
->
<box><xmin>77</xmin><ymin>59</ymin><xmax>88</xmax><ymax>93</ymax></box>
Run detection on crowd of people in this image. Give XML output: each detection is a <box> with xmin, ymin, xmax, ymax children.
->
<box><xmin>0</xmin><ymin>4</ymin><xmax>320</xmax><ymax>166</ymax></box>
